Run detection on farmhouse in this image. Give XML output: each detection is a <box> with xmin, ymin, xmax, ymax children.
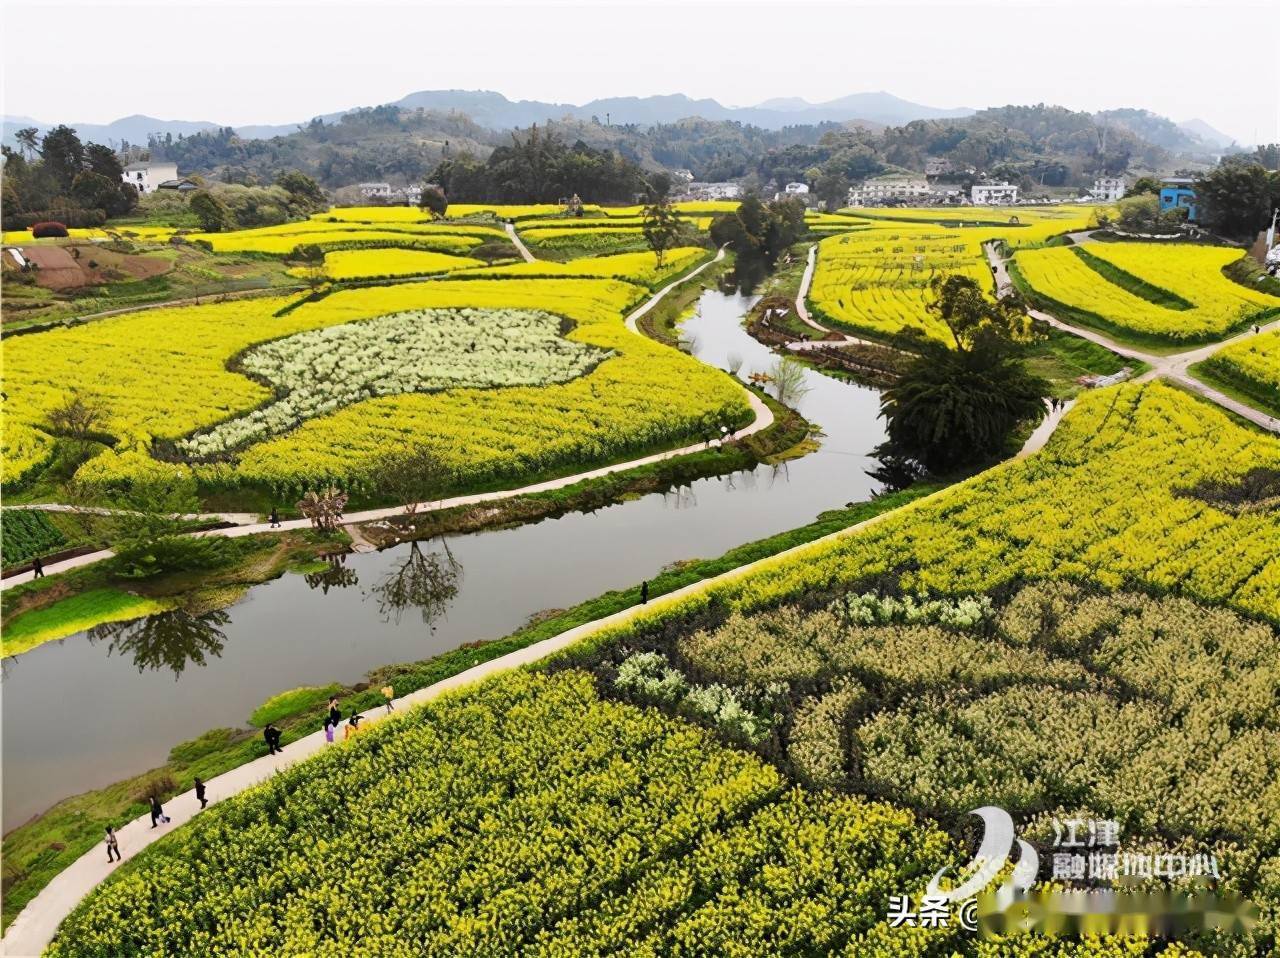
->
<box><xmin>971</xmin><ymin>181</ymin><xmax>1019</xmax><ymax>205</ymax></box>
<box><xmin>847</xmin><ymin>175</ymin><xmax>935</xmax><ymax>207</ymax></box>
<box><xmin>1090</xmin><ymin>176</ymin><xmax>1126</xmax><ymax>202</ymax></box>
<box><xmin>121</xmin><ymin>161</ymin><xmax>178</xmax><ymax>195</ymax></box>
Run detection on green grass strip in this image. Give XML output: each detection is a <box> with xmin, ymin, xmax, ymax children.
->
<box><xmin>1071</xmin><ymin>246</ymin><xmax>1195</xmax><ymax>310</ymax></box>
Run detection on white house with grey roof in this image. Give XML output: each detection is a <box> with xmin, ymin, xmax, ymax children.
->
<box><xmin>121</xmin><ymin>161</ymin><xmax>178</xmax><ymax>195</ymax></box>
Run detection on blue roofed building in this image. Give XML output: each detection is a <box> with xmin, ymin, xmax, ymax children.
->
<box><xmin>1159</xmin><ymin>177</ymin><xmax>1198</xmax><ymax>222</ymax></box>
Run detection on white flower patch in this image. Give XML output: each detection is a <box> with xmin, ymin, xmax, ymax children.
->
<box><xmin>176</xmin><ymin>308</ymin><xmax>611</xmax><ymax>459</ymax></box>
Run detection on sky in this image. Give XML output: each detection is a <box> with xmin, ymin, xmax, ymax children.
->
<box><xmin>2</xmin><ymin>0</ymin><xmax>1277</xmax><ymax>144</ymax></box>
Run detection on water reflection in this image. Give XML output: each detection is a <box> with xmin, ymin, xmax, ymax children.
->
<box><xmin>866</xmin><ymin>441</ymin><xmax>930</xmax><ymax>494</ymax></box>
<box><xmin>364</xmin><ymin>539</ymin><xmax>461</xmax><ymax>628</ymax></box>
<box><xmin>88</xmin><ymin>608</ymin><xmax>230</xmax><ymax>678</ymax></box>
<box><xmin>305</xmin><ymin>553</ymin><xmax>360</xmax><ymax>593</ymax></box>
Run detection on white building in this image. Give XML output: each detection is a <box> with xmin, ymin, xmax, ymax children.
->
<box><xmin>971</xmin><ymin>182</ymin><xmax>1019</xmax><ymax>205</ymax></box>
<box><xmin>357</xmin><ymin>182</ymin><xmax>394</xmax><ymax>199</ymax></box>
<box><xmin>1089</xmin><ymin>176</ymin><xmax>1126</xmax><ymax>202</ymax></box>
<box><xmin>121</xmin><ymin>161</ymin><xmax>178</xmax><ymax>195</ymax></box>
<box><xmin>671</xmin><ymin>169</ymin><xmax>695</xmax><ymax>184</ymax></box>
<box><xmin>678</xmin><ymin>181</ymin><xmax>741</xmax><ymax>201</ymax></box>
<box><xmin>783</xmin><ymin>182</ymin><xmax>809</xmax><ymax>195</ymax></box>
<box><xmin>847</xmin><ymin>176</ymin><xmax>935</xmax><ymax>207</ymax></box>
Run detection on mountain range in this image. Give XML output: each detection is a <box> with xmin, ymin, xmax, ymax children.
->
<box><xmin>2</xmin><ymin>89</ymin><xmax>1239</xmax><ymax>153</ymax></box>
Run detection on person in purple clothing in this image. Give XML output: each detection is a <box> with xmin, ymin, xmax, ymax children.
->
<box><xmin>324</xmin><ymin>718</ymin><xmax>336</xmax><ymax>744</ymax></box>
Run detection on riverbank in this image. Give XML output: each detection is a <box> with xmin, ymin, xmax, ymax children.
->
<box><xmin>0</xmin><ymin>482</ymin><xmax>939</xmax><ymax>932</ymax></box>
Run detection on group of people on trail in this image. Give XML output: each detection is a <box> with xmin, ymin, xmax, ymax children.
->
<box><xmin>104</xmin><ymin>691</ymin><xmax>400</xmax><ymax>866</ymax></box>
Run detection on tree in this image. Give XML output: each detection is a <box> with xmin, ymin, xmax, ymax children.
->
<box><xmin>928</xmin><ymin>274</ymin><xmax>1037</xmax><ymax>355</ymax></box>
<box><xmin>880</xmin><ymin>348</ymin><xmax>1049</xmax><ymax>471</ymax></box>
<box><xmin>418</xmin><ymin>185</ymin><xmax>448</xmax><ymax>218</ymax></box>
<box><xmin>768</xmin><ymin>356</ymin><xmax>811</xmax><ymax>406</ymax></box>
<box><xmin>39</xmin><ymin>125</ymin><xmax>86</xmax><ymax>192</ymax></box>
<box><xmin>293</xmin><ymin>243</ymin><xmax>328</xmax><ymax>290</ymax></box>
<box><xmin>45</xmin><ymin>392</ymin><xmax>107</xmax><ymax>446</ymax></box>
<box><xmin>72</xmin><ymin>171</ymin><xmax>124</xmax><ymax>214</ymax></box>
<box><xmin>85</xmin><ymin>143</ymin><xmax>124</xmax><ymax>181</ymax></box>
<box><xmin>275</xmin><ymin>170</ymin><xmax>327</xmax><ymax>212</ymax></box>
<box><xmin>297</xmin><ymin>486</ymin><xmax>349</xmax><ymax>532</ymax></box>
<box><xmin>1195</xmin><ymin>161</ymin><xmax>1280</xmax><ymax>239</ymax></box>
<box><xmin>376</xmin><ymin>446</ymin><xmax>451</xmax><ymax>513</ymax></box>
<box><xmin>1125</xmin><ymin>176</ymin><xmax>1162</xmax><ymax>197</ymax></box>
<box><xmin>15</xmin><ymin>126</ymin><xmax>40</xmax><ymax>161</ymax></box>
<box><xmin>878</xmin><ymin>274</ymin><xmax>1049</xmax><ymax>471</ymax></box>
<box><xmin>1116</xmin><ymin>194</ymin><xmax>1185</xmax><ymax>234</ymax></box>
<box><xmin>189</xmin><ymin>190</ymin><xmax>235</xmax><ymax>232</ymax></box>
<box><xmin>642</xmin><ymin>196</ymin><xmax>683</xmax><ymax>268</ymax></box>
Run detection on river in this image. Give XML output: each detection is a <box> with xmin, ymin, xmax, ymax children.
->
<box><xmin>1</xmin><ymin>289</ymin><xmax>888</xmax><ymax>830</ymax></box>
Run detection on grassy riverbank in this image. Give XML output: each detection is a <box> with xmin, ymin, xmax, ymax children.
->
<box><xmin>0</xmin><ymin>480</ymin><xmax>942</xmax><ymax>931</ymax></box>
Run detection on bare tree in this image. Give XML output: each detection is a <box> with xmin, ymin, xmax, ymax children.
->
<box><xmin>46</xmin><ymin>392</ymin><xmax>107</xmax><ymax>445</ymax></box>
<box><xmin>769</xmin><ymin>357</ymin><xmax>811</xmax><ymax>406</ymax></box>
<box><xmin>297</xmin><ymin>486</ymin><xmax>349</xmax><ymax>532</ymax></box>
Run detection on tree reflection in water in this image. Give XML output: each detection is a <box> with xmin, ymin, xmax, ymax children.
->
<box><xmin>88</xmin><ymin>608</ymin><xmax>231</xmax><ymax>678</ymax></box>
<box><xmin>304</xmin><ymin>553</ymin><xmax>360</xmax><ymax>594</ymax></box>
<box><xmin>866</xmin><ymin>440</ymin><xmax>929</xmax><ymax>495</ymax></box>
<box><xmin>365</xmin><ymin>539</ymin><xmax>461</xmax><ymax>629</ymax></box>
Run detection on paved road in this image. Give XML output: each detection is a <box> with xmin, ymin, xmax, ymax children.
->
<box><xmin>1</xmin><ymin>252</ymin><xmax>770</xmax><ymax>592</ymax></box>
<box><xmin>504</xmin><ymin>222</ymin><xmax>537</xmax><ymax>263</ymax></box>
<box><xmin>985</xmin><ymin>242</ymin><xmax>1279</xmax><ymax>433</ymax></box>
<box><xmin>789</xmin><ymin>243</ymin><xmax>881</xmax><ymax>348</ymax></box>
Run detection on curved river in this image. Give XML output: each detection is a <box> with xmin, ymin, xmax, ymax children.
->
<box><xmin>2</xmin><ymin>290</ymin><xmax>888</xmax><ymax>830</ymax></box>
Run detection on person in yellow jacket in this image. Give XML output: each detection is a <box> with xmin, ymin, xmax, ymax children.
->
<box><xmin>344</xmin><ymin>712</ymin><xmax>362</xmax><ymax>741</ymax></box>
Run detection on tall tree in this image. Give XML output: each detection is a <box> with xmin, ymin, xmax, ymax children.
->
<box><xmin>1195</xmin><ymin>161</ymin><xmax>1280</xmax><ymax>239</ymax></box>
<box><xmin>879</xmin><ymin>275</ymin><xmax>1048</xmax><ymax>471</ymax></box>
<box><xmin>641</xmin><ymin>196</ymin><xmax>683</xmax><ymax>268</ymax></box>
<box><xmin>15</xmin><ymin>126</ymin><xmax>41</xmax><ymax>160</ymax></box>
<box><xmin>39</xmin><ymin>125</ymin><xmax>86</xmax><ymax>192</ymax></box>
<box><xmin>189</xmin><ymin>190</ymin><xmax>236</xmax><ymax>232</ymax></box>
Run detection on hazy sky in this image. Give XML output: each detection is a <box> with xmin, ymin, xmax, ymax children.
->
<box><xmin>3</xmin><ymin>0</ymin><xmax>1277</xmax><ymax>143</ymax></box>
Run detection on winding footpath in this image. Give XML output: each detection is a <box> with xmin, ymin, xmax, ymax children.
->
<box><xmin>2</xmin><ymin>249</ymin><xmax>771</xmax><ymax>590</ymax></box>
<box><xmin>984</xmin><ymin>242</ymin><xmax>1279</xmax><ymax>433</ymax></box>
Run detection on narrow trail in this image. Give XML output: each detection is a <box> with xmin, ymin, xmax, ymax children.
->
<box><xmin>787</xmin><ymin>243</ymin><xmax>881</xmax><ymax>350</ymax></box>
<box><xmin>0</xmin><ymin>447</ymin><xmax>968</xmax><ymax>958</ymax></box>
<box><xmin>2</xmin><ymin>249</ymin><xmax>771</xmax><ymax>591</ymax></box>
<box><xmin>984</xmin><ymin>242</ymin><xmax>1280</xmax><ymax>433</ymax></box>
<box><xmin>504</xmin><ymin>222</ymin><xmax>537</xmax><ymax>263</ymax></box>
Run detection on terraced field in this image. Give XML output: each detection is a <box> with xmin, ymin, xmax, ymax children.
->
<box><xmin>1013</xmin><ymin>243</ymin><xmax>1280</xmax><ymax>344</ymax></box>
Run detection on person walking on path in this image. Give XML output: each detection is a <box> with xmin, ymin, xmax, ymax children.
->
<box><xmin>31</xmin><ymin>555</ymin><xmax>44</xmax><ymax>578</ymax></box>
<box><xmin>149</xmin><ymin>795</ymin><xmax>166</xmax><ymax>829</ymax></box>
<box><xmin>324</xmin><ymin>718</ymin><xmax>336</xmax><ymax>744</ymax></box>
<box><xmin>269</xmin><ymin>507</ymin><xmax>281</xmax><ymax>529</ymax></box>
<box><xmin>641</xmin><ymin>581</ymin><xmax>649</xmax><ymax>604</ymax></box>
<box><xmin>328</xmin><ymin>696</ymin><xmax>341</xmax><ymax>729</ymax></box>
<box><xmin>263</xmin><ymin>722</ymin><xmax>284</xmax><ymax>755</ymax></box>
<box><xmin>194</xmin><ymin>777</ymin><xmax>207</xmax><ymax>809</ymax></box>
<box><xmin>104</xmin><ymin>825</ymin><xmax>121</xmax><ymax>863</ymax></box>
<box><xmin>381</xmin><ymin>685</ymin><xmax>395</xmax><ymax>714</ymax></box>
<box><xmin>344</xmin><ymin>713</ymin><xmax>361</xmax><ymax>741</ymax></box>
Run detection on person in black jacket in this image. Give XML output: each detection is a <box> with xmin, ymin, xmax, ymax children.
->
<box><xmin>149</xmin><ymin>795</ymin><xmax>165</xmax><ymax>828</ymax></box>
<box><xmin>264</xmin><ymin>723</ymin><xmax>284</xmax><ymax>755</ymax></box>
<box><xmin>194</xmin><ymin>776</ymin><xmax>208</xmax><ymax>809</ymax></box>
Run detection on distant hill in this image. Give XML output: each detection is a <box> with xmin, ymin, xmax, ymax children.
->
<box><xmin>1178</xmin><ymin>118</ymin><xmax>1236</xmax><ymax>149</ymax></box>
<box><xmin>3</xmin><ymin>89</ymin><xmax>973</xmax><ymax>147</ymax></box>
<box><xmin>2</xmin><ymin>113</ymin><xmax>221</xmax><ymax>149</ymax></box>
<box><xmin>1093</xmin><ymin>108</ymin><xmax>1225</xmax><ymax>155</ymax></box>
